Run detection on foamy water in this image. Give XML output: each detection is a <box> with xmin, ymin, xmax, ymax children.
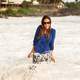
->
<box><xmin>0</xmin><ymin>16</ymin><xmax>80</xmax><ymax>80</ymax></box>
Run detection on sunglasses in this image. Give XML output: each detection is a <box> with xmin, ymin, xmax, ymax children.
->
<box><xmin>43</xmin><ymin>21</ymin><xmax>51</xmax><ymax>24</ymax></box>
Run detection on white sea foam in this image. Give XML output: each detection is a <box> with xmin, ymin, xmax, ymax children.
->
<box><xmin>0</xmin><ymin>16</ymin><xmax>80</xmax><ymax>80</ymax></box>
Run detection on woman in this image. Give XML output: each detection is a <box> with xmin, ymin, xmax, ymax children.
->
<box><xmin>28</xmin><ymin>15</ymin><xmax>56</xmax><ymax>63</ymax></box>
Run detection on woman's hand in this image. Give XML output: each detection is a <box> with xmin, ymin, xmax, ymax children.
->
<box><xmin>27</xmin><ymin>46</ymin><xmax>35</xmax><ymax>58</ymax></box>
<box><xmin>28</xmin><ymin>53</ymin><xmax>31</xmax><ymax>58</ymax></box>
<box><xmin>51</xmin><ymin>56</ymin><xmax>55</xmax><ymax>63</ymax></box>
<box><xmin>51</xmin><ymin>51</ymin><xmax>56</xmax><ymax>63</ymax></box>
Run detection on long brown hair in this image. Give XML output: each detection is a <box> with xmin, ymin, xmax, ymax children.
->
<box><xmin>39</xmin><ymin>15</ymin><xmax>51</xmax><ymax>38</ymax></box>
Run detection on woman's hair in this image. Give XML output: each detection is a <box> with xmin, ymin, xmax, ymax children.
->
<box><xmin>41</xmin><ymin>15</ymin><xmax>51</xmax><ymax>25</ymax></box>
<box><xmin>38</xmin><ymin>15</ymin><xmax>51</xmax><ymax>38</ymax></box>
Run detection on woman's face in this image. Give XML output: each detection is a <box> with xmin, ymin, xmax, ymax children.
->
<box><xmin>43</xmin><ymin>19</ymin><xmax>51</xmax><ymax>30</ymax></box>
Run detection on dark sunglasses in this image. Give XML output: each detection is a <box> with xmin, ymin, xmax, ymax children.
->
<box><xmin>43</xmin><ymin>21</ymin><xmax>51</xmax><ymax>24</ymax></box>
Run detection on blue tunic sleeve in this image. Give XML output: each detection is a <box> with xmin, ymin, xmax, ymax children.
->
<box><xmin>49</xmin><ymin>28</ymin><xmax>56</xmax><ymax>50</ymax></box>
<box><xmin>33</xmin><ymin>25</ymin><xmax>41</xmax><ymax>46</ymax></box>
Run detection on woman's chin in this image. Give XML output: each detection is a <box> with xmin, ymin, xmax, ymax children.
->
<box><xmin>46</xmin><ymin>28</ymin><xmax>49</xmax><ymax>30</ymax></box>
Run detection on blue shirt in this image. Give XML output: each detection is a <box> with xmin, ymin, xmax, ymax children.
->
<box><xmin>33</xmin><ymin>25</ymin><xmax>56</xmax><ymax>54</ymax></box>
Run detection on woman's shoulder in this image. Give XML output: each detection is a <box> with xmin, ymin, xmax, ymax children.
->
<box><xmin>35</xmin><ymin>25</ymin><xmax>41</xmax><ymax>32</ymax></box>
<box><xmin>51</xmin><ymin>28</ymin><xmax>56</xmax><ymax>33</ymax></box>
<box><xmin>36</xmin><ymin>25</ymin><xmax>42</xmax><ymax>30</ymax></box>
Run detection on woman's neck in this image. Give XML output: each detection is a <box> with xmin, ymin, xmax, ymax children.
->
<box><xmin>44</xmin><ymin>29</ymin><xmax>47</xmax><ymax>34</ymax></box>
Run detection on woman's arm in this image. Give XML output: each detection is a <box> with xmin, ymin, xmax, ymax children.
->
<box><xmin>49</xmin><ymin>29</ymin><xmax>56</xmax><ymax>63</ymax></box>
<box><xmin>28</xmin><ymin>26</ymin><xmax>40</xmax><ymax>58</ymax></box>
<box><xmin>49</xmin><ymin>29</ymin><xmax>56</xmax><ymax>50</ymax></box>
<box><xmin>28</xmin><ymin>46</ymin><xmax>35</xmax><ymax>58</ymax></box>
<box><xmin>28</xmin><ymin>26</ymin><xmax>41</xmax><ymax>58</ymax></box>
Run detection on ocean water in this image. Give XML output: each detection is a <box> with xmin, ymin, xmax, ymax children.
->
<box><xmin>0</xmin><ymin>16</ymin><xmax>80</xmax><ymax>80</ymax></box>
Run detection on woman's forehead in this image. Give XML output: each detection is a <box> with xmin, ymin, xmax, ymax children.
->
<box><xmin>44</xmin><ymin>19</ymin><xmax>50</xmax><ymax>21</ymax></box>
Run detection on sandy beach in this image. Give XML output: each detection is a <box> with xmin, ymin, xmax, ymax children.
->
<box><xmin>0</xmin><ymin>16</ymin><xmax>80</xmax><ymax>80</ymax></box>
